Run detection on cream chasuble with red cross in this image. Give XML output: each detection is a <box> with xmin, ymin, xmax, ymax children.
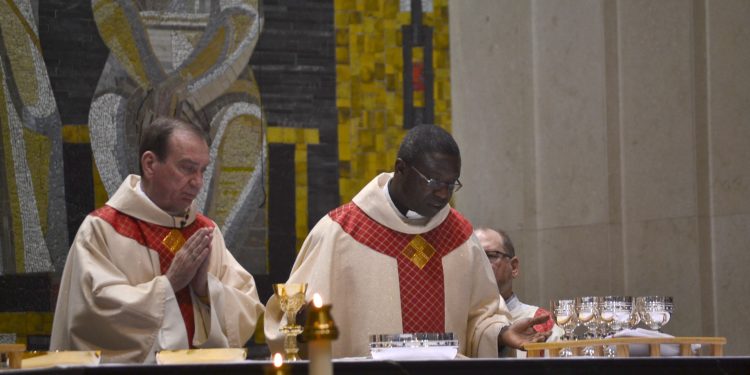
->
<box><xmin>50</xmin><ymin>175</ymin><xmax>264</xmax><ymax>363</ymax></box>
<box><xmin>264</xmin><ymin>173</ymin><xmax>511</xmax><ymax>359</ymax></box>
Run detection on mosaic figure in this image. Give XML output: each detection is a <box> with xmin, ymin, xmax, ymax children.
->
<box><xmin>0</xmin><ymin>0</ymin><xmax>68</xmax><ymax>274</ymax></box>
<box><xmin>89</xmin><ymin>0</ymin><xmax>267</xmax><ymax>271</ymax></box>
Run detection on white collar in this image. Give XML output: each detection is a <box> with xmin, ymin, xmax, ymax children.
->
<box><xmin>353</xmin><ymin>173</ymin><xmax>450</xmax><ymax>234</ymax></box>
<box><xmin>382</xmin><ymin>177</ymin><xmax>428</xmax><ymax>221</ymax></box>
<box><xmin>108</xmin><ymin>175</ymin><xmax>194</xmax><ymax>228</ymax></box>
<box><xmin>505</xmin><ymin>293</ymin><xmax>519</xmax><ymax>311</ymax></box>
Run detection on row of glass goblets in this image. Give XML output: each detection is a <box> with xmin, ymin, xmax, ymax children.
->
<box><xmin>552</xmin><ymin>296</ymin><xmax>673</xmax><ymax>357</ymax></box>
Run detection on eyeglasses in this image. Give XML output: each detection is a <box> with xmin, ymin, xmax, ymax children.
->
<box><xmin>410</xmin><ymin>165</ymin><xmax>463</xmax><ymax>192</ymax></box>
<box><xmin>485</xmin><ymin>251</ymin><xmax>513</xmax><ymax>262</ymax></box>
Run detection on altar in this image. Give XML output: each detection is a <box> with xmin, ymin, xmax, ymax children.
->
<box><xmin>3</xmin><ymin>357</ymin><xmax>750</xmax><ymax>375</ymax></box>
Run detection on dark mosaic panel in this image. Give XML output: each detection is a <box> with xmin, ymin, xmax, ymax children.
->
<box><xmin>266</xmin><ymin>143</ymin><xmax>296</xmax><ymax>302</ymax></box>
<box><xmin>39</xmin><ymin>0</ymin><xmax>108</xmax><ymax>247</ymax></box>
<box><xmin>39</xmin><ymin>0</ymin><xmax>109</xmax><ymax>125</ymax></box>
<box><xmin>251</xmin><ymin>0</ymin><xmax>339</xmax><ymax>299</ymax></box>
<box><xmin>61</xmin><ymin>143</ymin><xmax>94</xmax><ymax>246</ymax></box>
<box><xmin>307</xmin><ymin>143</ymin><xmax>340</xmax><ymax>227</ymax></box>
<box><xmin>251</xmin><ymin>0</ymin><xmax>337</xmax><ymax>138</ymax></box>
<box><xmin>0</xmin><ymin>273</ymin><xmax>53</xmax><ymax>312</ymax></box>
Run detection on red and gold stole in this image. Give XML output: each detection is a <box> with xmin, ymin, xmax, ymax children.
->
<box><xmin>329</xmin><ymin>202</ymin><xmax>473</xmax><ymax>333</ymax></box>
<box><xmin>92</xmin><ymin>206</ymin><xmax>214</xmax><ymax>348</ymax></box>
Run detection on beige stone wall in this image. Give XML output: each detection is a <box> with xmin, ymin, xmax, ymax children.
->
<box><xmin>450</xmin><ymin>0</ymin><xmax>750</xmax><ymax>354</ymax></box>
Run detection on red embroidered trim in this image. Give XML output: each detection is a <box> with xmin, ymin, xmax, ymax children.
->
<box><xmin>92</xmin><ymin>206</ymin><xmax>214</xmax><ymax>347</ymax></box>
<box><xmin>329</xmin><ymin>202</ymin><xmax>473</xmax><ymax>333</ymax></box>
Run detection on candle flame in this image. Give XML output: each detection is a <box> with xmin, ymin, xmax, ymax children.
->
<box><xmin>273</xmin><ymin>353</ymin><xmax>283</xmax><ymax>367</ymax></box>
<box><xmin>313</xmin><ymin>293</ymin><xmax>323</xmax><ymax>308</ymax></box>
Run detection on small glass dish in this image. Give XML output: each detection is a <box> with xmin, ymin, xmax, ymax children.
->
<box><xmin>369</xmin><ymin>332</ymin><xmax>458</xmax><ymax>360</ymax></box>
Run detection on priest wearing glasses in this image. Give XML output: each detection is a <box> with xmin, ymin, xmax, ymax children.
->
<box><xmin>265</xmin><ymin>124</ymin><xmax>550</xmax><ymax>358</ymax></box>
<box><xmin>475</xmin><ymin>227</ymin><xmax>564</xmax><ymax>357</ymax></box>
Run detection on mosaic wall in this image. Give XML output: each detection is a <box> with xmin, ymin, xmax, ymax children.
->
<box><xmin>250</xmin><ymin>0</ymin><xmax>338</xmax><ymax>290</ymax></box>
<box><xmin>0</xmin><ymin>0</ymin><xmax>338</xmax><ymax>346</ymax></box>
<box><xmin>88</xmin><ymin>0</ymin><xmax>268</xmax><ymax>274</ymax></box>
<box><xmin>0</xmin><ymin>0</ymin><xmax>68</xmax><ymax>274</ymax></box>
<box><xmin>0</xmin><ymin>0</ymin><xmax>450</xmax><ymax>347</ymax></box>
<box><xmin>0</xmin><ymin>0</ymin><xmax>110</xmax><ymax>348</ymax></box>
<box><xmin>335</xmin><ymin>0</ymin><xmax>451</xmax><ymax>202</ymax></box>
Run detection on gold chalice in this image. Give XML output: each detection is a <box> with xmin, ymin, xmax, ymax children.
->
<box><xmin>273</xmin><ymin>283</ymin><xmax>308</xmax><ymax>361</ymax></box>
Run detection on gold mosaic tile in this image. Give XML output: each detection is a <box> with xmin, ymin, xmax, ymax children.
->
<box><xmin>336</xmin><ymin>1</ymin><xmax>451</xmax><ymax>202</ymax></box>
<box><xmin>0</xmin><ymin>312</ymin><xmax>54</xmax><ymax>338</ymax></box>
<box><xmin>25</xmin><ymin>312</ymin><xmax>46</xmax><ymax>335</ymax></box>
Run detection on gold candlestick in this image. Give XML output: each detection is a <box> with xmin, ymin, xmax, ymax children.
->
<box><xmin>273</xmin><ymin>283</ymin><xmax>308</xmax><ymax>361</ymax></box>
<box><xmin>303</xmin><ymin>293</ymin><xmax>339</xmax><ymax>375</ymax></box>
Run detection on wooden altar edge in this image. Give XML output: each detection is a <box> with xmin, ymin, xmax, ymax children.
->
<box><xmin>522</xmin><ymin>336</ymin><xmax>726</xmax><ymax>358</ymax></box>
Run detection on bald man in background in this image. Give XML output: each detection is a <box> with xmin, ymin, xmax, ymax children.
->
<box><xmin>474</xmin><ymin>228</ymin><xmax>563</xmax><ymax>357</ymax></box>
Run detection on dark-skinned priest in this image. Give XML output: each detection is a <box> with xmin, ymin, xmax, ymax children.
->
<box><xmin>265</xmin><ymin>124</ymin><xmax>550</xmax><ymax>358</ymax></box>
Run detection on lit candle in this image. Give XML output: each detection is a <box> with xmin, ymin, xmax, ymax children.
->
<box><xmin>270</xmin><ymin>352</ymin><xmax>288</xmax><ymax>375</ymax></box>
<box><xmin>303</xmin><ymin>293</ymin><xmax>338</xmax><ymax>375</ymax></box>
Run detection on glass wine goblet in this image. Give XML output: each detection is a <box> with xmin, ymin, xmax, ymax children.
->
<box><xmin>552</xmin><ymin>299</ymin><xmax>578</xmax><ymax>357</ymax></box>
<box><xmin>601</xmin><ymin>296</ymin><xmax>637</xmax><ymax>357</ymax></box>
<box><xmin>613</xmin><ymin>296</ymin><xmax>639</xmax><ymax>331</ymax></box>
<box><xmin>575</xmin><ymin>296</ymin><xmax>600</xmax><ymax>357</ymax></box>
<box><xmin>638</xmin><ymin>296</ymin><xmax>673</xmax><ymax>332</ymax></box>
<box><xmin>598</xmin><ymin>296</ymin><xmax>618</xmax><ymax>337</ymax></box>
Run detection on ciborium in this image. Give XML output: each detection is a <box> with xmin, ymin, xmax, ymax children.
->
<box><xmin>273</xmin><ymin>283</ymin><xmax>308</xmax><ymax>361</ymax></box>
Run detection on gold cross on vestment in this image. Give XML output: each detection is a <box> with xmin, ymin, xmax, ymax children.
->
<box><xmin>402</xmin><ymin>235</ymin><xmax>436</xmax><ymax>269</ymax></box>
<box><xmin>162</xmin><ymin>229</ymin><xmax>186</xmax><ymax>253</ymax></box>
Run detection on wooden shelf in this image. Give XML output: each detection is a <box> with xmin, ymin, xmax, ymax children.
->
<box><xmin>0</xmin><ymin>343</ymin><xmax>26</xmax><ymax>369</ymax></box>
<box><xmin>523</xmin><ymin>337</ymin><xmax>726</xmax><ymax>358</ymax></box>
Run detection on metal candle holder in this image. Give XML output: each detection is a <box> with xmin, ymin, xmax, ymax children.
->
<box><xmin>303</xmin><ymin>294</ymin><xmax>339</xmax><ymax>375</ymax></box>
